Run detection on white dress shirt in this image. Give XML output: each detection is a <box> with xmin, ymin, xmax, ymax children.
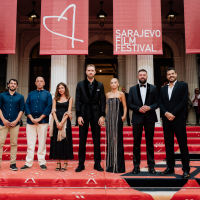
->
<box><xmin>139</xmin><ymin>83</ymin><xmax>147</xmax><ymax>105</ymax></box>
<box><xmin>167</xmin><ymin>80</ymin><xmax>177</xmax><ymax>100</ymax></box>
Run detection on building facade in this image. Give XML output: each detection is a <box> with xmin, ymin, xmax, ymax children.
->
<box><xmin>0</xmin><ymin>0</ymin><xmax>199</xmax><ymax>125</ymax></box>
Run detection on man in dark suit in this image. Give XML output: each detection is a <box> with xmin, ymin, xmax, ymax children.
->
<box><xmin>75</xmin><ymin>64</ymin><xmax>106</xmax><ymax>172</ymax></box>
<box><xmin>127</xmin><ymin>69</ymin><xmax>158</xmax><ymax>174</ymax></box>
<box><xmin>122</xmin><ymin>86</ymin><xmax>131</xmax><ymax>126</ymax></box>
<box><xmin>159</xmin><ymin>67</ymin><xmax>190</xmax><ymax>179</ymax></box>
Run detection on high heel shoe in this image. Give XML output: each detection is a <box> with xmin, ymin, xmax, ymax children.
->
<box><xmin>55</xmin><ymin>163</ymin><xmax>61</xmax><ymax>171</ymax></box>
<box><xmin>61</xmin><ymin>162</ymin><xmax>68</xmax><ymax>172</ymax></box>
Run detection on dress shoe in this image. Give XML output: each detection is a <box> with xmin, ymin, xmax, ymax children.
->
<box><xmin>132</xmin><ymin>166</ymin><xmax>140</xmax><ymax>174</ymax></box>
<box><xmin>160</xmin><ymin>168</ymin><xmax>174</xmax><ymax>176</ymax></box>
<box><xmin>94</xmin><ymin>163</ymin><xmax>104</xmax><ymax>171</ymax></box>
<box><xmin>183</xmin><ymin>171</ymin><xmax>190</xmax><ymax>179</ymax></box>
<box><xmin>148</xmin><ymin>167</ymin><xmax>156</xmax><ymax>174</ymax></box>
<box><xmin>75</xmin><ymin>164</ymin><xmax>85</xmax><ymax>172</ymax></box>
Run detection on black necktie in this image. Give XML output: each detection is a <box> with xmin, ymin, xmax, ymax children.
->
<box><xmin>140</xmin><ymin>85</ymin><xmax>146</xmax><ymax>88</ymax></box>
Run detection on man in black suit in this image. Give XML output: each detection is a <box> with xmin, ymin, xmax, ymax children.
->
<box><xmin>122</xmin><ymin>87</ymin><xmax>131</xmax><ymax>126</ymax></box>
<box><xmin>159</xmin><ymin>67</ymin><xmax>190</xmax><ymax>179</ymax></box>
<box><xmin>128</xmin><ymin>69</ymin><xmax>158</xmax><ymax>174</ymax></box>
<box><xmin>75</xmin><ymin>64</ymin><xmax>106</xmax><ymax>172</ymax></box>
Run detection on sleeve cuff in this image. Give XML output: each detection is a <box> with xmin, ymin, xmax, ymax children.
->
<box><xmin>101</xmin><ymin>112</ymin><xmax>105</xmax><ymax>117</ymax></box>
<box><xmin>76</xmin><ymin>111</ymin><xmax>81</xmax><ymax>117</ymax></box>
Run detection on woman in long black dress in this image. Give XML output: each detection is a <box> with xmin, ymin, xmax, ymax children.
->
<box><xmin>49</xmin><ymin>82</ymin><xmax>74</xmax><ymax>172</ymax></box>
<box><xmin>106</xmin><ymin>78</ymin><xmax>127</xmax><ymax>173</ymax></box>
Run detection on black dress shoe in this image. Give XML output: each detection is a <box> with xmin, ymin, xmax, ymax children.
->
<box><xmin>160</xmin><ymin>167</ymin><xmax>174</xmax><ymax>176</ymax></box>
<box><xmin>148</xmin><ymin>167</ymin><xmax>156</xmax><ymax>174</ymax></box>
<box><xmin>183</xmin><ymin>171</ymin><xmax>190</xmax><ymax>179</ymax></box>
<box><xmin>75</xmin><ymin>164</ymin><xmax>85</xmax><ymax>172</ymax></box>
<box><xmin>94</xmin><ymin>163</ymin><xmax>104</xmax><ymax>171</ymax></box>
<box><xmin>132</xmin><ymin>166</ymin><xmax>140</xmax><ymax>174</ymax></box>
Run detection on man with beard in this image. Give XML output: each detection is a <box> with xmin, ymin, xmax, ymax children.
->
<box><xmin>20</xmin><ymin>77</ymin><xmax>52</xmax><ymax>171</ymax></box>
<box><xmin>0</xmin><ymin>79</ymin><xmax>25</xmax><ymax>170</ymax></box>
<box><xmin>127</xmin><ymin>69</ymin><xmax>158</xmax><ymax>174</ymax></box>
<box><xmin>75</xmin><ymin>64</ymin><xmax>106</xmax><ymax>172</ymax></box>
<box><xmin>122</xmin><ymin>86</ymin><xmax>131</xmax><ymax>126</ymax></box>
<box><xmin>159</xmin><ymin>67</ymin><xmax>190</xmax><ymax>179</ymax></box>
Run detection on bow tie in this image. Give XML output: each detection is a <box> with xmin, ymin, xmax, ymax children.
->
<box><xmin>140</xmin><ymin>85</ymin><xmax>146</xmax><ymax>88</ymax></box>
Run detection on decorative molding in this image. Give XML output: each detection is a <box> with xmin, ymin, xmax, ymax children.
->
<box><xmin>24</xmin><ymin>36</ymin><xmax>40</xmax><ymax>58</ymax></box>
<box><xmin>162</xmin><ymin>35</ymin><xmax>180</xmax><ymax>57</ymax></box>
<box><xmin>89</xmin><ymin>34</ymin><xmax>113</xmax><ymax>46</ymax></box>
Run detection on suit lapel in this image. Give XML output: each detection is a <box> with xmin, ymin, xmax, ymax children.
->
<box><xmin>165</xmin><ymin>85</ymin><xmax>169</xmax><ymax>101</ymax></box>
<box><xmin>84</xmin><ymin>79</ymin><xmax>90</xmax><ymax>100</ymax></box>
<box><xmin>136</xmin><ymin>84</ymin><xmax>143</xmax><ymax>105</ymax></box>
<box><xmin>170</xmin><ymin>81</ymin><xmax>179</xmax><ymax>101</ymax></box>
<box><xmin>91</xmin><ymin>79</ymin><xmax>98</xmax><ymax>100</ymax></box>
<box><xmin>144</xmin><ymin>83</ymin><xmax>150</xmax><ymax>105</ymax></box>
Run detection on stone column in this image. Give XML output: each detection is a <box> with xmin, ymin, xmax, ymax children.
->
<box><xmin>185</xmin><ymin>54</ymin><xmax>198</xmax><ymax>125</ymax></box>
<box><xmin>137</xmin><ymin>55</ymin><xmax>161</xmax><ymax>127</ymax></box>
<box><xmin>6</xmin><ymin>32</ymin><xmax>19</xmax><ymax>82</ymax></box>
<box><xmin>125</xmin><ymin>55</ymin><xmax>137</xmax><ymax>91</ymax></box>
<box><xmin>67</xmin><ymin>55</ymin><xmax>78</xmax><ymax>125</ymax></box>
<box><xmin>137</xmin><ymin>55</ymin><xmax>154</xmax><ymax>84</ymax></box>
<box><xmin>77</xmin><ymin>55</ymin><xmax>85</xmax><ymax>82</ymax></box>
<box><xmin>118</xmin><ymin>55</ymin><xmax>126</xmax><ymax>88</ymax></box>
<box><xmin>50</xmin><ymin>55</ymin><xmax>67</xmax><ymax>98</ymax></box>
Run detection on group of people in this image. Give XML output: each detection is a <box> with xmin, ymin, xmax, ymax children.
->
<box><xmin>0</xmin><ymin>64</ymin><xmax>190</xmax><ymax>179</ymax></box>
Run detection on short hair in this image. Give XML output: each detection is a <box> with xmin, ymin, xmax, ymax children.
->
<box><xmin>8</xmin><ymin>79</ymin><xmax>18</xmax><ymax>85</ymax></box>
<box><xmin>36</xmin><ymin>76</ymin><xmax>45</xmax><ymax>82</ymax></box>
<box><xmin>138</xmin><ymin>69</ymin><xmax>147</xmax><ymax>74</ymax></box>
<box><xmin>86</xmin><ymin>64</ymin><xmax>96</xmax><ymax>70</ymax></box>
<box><xmin>166</xmin><ymin>67</ymin><xmax>176</xmax><ymax>74</ymax></box>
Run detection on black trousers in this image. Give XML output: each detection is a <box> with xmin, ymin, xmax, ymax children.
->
<box><xmin>133</xmin><ymin>117</ymin><xmax>155</xmax><ymax>167</ymax></box>
<box><xmin>163</xmin><ymin>119</ymin><xmax>190</xmax><ymax>172</ymax></box>
<box><xmin>78</xmin><ymin>120</ymin><xmax>101</xmax><ymax>164</ymax></box>
<box><xmin>194</xmin><ymin>106</ymin><xmax>199</xmax><ymax>124</ymax></box>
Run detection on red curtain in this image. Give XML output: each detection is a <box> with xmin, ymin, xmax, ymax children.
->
<box><xmin>40</xmin><ymin>0</ymin><xmax>88</xmax><ymax>55</ymax></box>
<box><xmin>113</xmin><ymin>0</ymin><xmax>163</xmax><ymax>55</ymax></box>
<box><xmin>0</xmin><ymin>0</ymin><xmax>17</xmax><ymax>54</ymax></box>
<box><xmin>184</xmin><ymin>0</ymin><xmax>200</xmax><ymax>54</ymax></box>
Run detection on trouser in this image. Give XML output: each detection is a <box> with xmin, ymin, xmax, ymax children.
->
<box><xmin>163</xmin><ymin>119</ymin><xmax>190</xmax><ymax>172</ymax></box>
<box><xmin>194</xmin><ymin>106</ymin><xmax>199</xmax><ymax>124</ymax></box>
<box><xmin>25</xmin><ymin>124</ymin><xmax>48</xmax><ymax>167</ymax></box>
<box><xmin>126</xmin><ymin>108</ymin><xmax>130</xmax><ymax>125</ymax></box>
<box><xmin>78</xmin><ymin>120</ymin><xmax>101</xmax><ymax>164</ymax></box>
<box><xmin>0</xmin><ymin>125</ymin><xmax>20</xmax><ymax>165</ymax></box>
<box><xmin>133</xmin><ymin>117</ymin><xmax>155</xmax><ymax>167</ymax></box>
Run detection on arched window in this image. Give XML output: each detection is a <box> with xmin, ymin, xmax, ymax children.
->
<box><xmin>29</xmin><ymin>44</ymin><xmax>51</xmax><ymax>92</ymax></box>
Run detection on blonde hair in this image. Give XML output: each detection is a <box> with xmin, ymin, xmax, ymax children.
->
<box><xmin>86</xmin><ymin>64</ymin><xmax>96</xmax><ymax>70</ymax></box>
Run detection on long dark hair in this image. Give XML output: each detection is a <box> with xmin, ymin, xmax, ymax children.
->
<box><xmin>54</xmin><ymin>82</ymin><xmax>70</xmax><ymax>101</ymax></box>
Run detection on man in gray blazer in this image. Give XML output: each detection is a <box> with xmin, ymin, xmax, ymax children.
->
<box><xmin>127</xmin><ymin>69</ymin><xmax>158</xmax><ymax>174</ymax></box>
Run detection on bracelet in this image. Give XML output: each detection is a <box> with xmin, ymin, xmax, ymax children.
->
<box><xmin>55</xmin><ymin>120</ymin><xmax>59</xmax><ymax>122</ymax></box>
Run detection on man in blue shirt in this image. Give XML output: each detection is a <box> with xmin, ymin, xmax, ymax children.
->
<box><xmin>20</xmin><ymin>77</ymin><xmax>52</xmax><ymax>171</ymax></box>
<box><xmin>0</xmin><ymin>79</ymin><xmax>25</xmax><ymax>171</ymax></box>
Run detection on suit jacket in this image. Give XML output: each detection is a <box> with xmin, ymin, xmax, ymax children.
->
<box><xmin>127</xmin><ymin>83</ymin><xmax>158</xmax><ymax>124</ymax></box>
<box><xmin>159</xmin><ymin>81</ymin><xmax>188</xmax><ymax>121</ymax></box>
<box><xmin>75</xmin><ymin>79</ymin><xmax>106</xmax><ymax>122</ymax></box>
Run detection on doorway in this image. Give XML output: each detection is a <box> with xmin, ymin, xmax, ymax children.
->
<box><xmin>154</xmin><ymin>43</ymin><xmax>174</xmax><ymax>93</ymax></box>
<box><xmin>29</xmin><ymin>44</ymin><xmax>51</xmax><ymax>92</ymax></box>
<box><xmin>86</xmin><ymin>41</ymin><xmax>117</xmax><ymax>94</ymax></box>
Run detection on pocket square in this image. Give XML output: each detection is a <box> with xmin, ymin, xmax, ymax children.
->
<box><xmin>97</xmin><ymin>89</ymin><xmax>100</xmax><ymax>91</ymax></box>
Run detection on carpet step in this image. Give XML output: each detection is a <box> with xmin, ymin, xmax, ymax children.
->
<box><xmin>2</xmin><ymin>152</ymin><xmax>168</xmax><ymax>160</ymax></box>
<box><xmin>4</xmin><ymin>137</ymin><xmax>200</xmax><ymax>145</ymax></box>
<box><xmin>8</xmin><ymin>131</ymin><xmax>200</xmax><ymax>138</ymax></box>
<box><xmin>3</xmin><ymin>144</ymin><xmax>200</xmax><ymax>153</ymax></box>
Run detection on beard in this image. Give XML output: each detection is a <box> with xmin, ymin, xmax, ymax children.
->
<box><xmin>9</xmin><ymin>87</ymin><xmax>16</xmax><ymax>91</ymax></box>
<box><xmin>87</xmin><ymin>74</ymin><xmax>94</xmax><ymax>79</ymax></box>
<box><xmin>168</xmin><ymin>77</ymin><xmax>176</xmax><ymax>83</ymax></box>
<box><xmin>139</xmin><ymin>79</ymin><xmax>147</xmax><ymax>84</ymax></box>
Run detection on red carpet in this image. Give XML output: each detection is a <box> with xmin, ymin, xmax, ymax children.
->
<box><xmin>2</xmin><ymin>126</ymin><xmax>200</xmax><ymax>161</ymax></box>
<box><xmin>1</xmin><ymin>126</ymin><xmax>200</xmax><ymax>199</ymax></box>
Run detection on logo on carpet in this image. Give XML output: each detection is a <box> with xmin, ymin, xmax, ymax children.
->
<box><xmin>86</xmin><ymin>178</ymin><xmax>97</xmax><ymax>184</ymax></box>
